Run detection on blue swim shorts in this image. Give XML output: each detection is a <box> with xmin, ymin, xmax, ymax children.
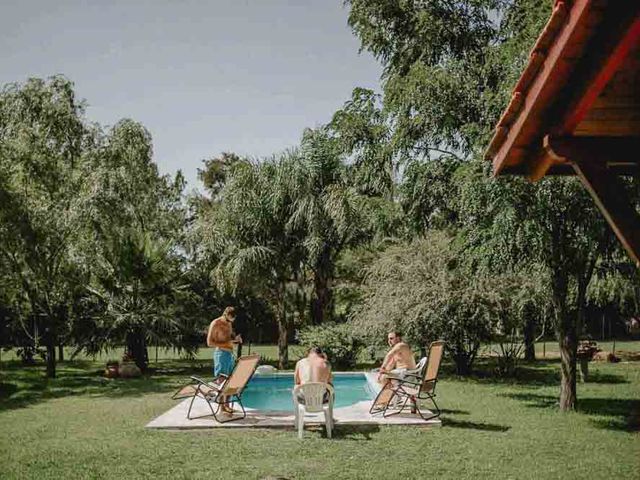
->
<box><xmin>213</xmin><ymin>348</ymin><xmax>235</xmax><ymax>377</ymax></box>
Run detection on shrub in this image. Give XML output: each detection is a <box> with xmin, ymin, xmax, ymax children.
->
<box><xmin>352</xmin><ymin>234</ymin><xmax>494</xmax><ymax>375</ymax></box>
<box><xmin>296</xmin><ymin>322</ymin><xmax>364</xmax><ymax>369</ymax></box>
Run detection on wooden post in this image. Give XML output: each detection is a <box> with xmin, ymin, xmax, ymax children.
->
<box><xmin>579</xmin><ymin>358</ymin><xmax>589</xmax><ymax>382</ymax></box>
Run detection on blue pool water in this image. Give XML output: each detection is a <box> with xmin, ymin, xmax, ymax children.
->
<box><xmin>242</xmin><ymin>373</ymin><xmax>376</xmax><ymax>411</ymax></box>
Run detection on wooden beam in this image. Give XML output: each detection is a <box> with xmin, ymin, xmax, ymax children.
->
<box><xmin>503</xmin><ymin>163</ymin><xmax>640</xmax><ymax>177</ymax></box>
<box><xmin>545</xmin><ymin>135</ymin><xmax>640</xmax><ymax>266</ymax></box>
<box><xmin>528</xmin><ymin>151</ymin><xmax>556</xmax><ymax>182</ymax></box>
<box><xmin>544</xmin><ymin>136</ymin><xmax>640</xmax><ymax>166</ymax></box>
<box><xmin>572</xmin><ymin>161</ymin><xmax>640</xmax><ymax>266</ymax></box>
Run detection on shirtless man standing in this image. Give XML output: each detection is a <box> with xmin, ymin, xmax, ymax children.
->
<box><xmin>377</xmin><ymin>331</ymin><xmax>416</xmax><ymax>384</ymax></box>
<box><xmin>207</xmin><ymin>306</ymin><xmax>242</xmax><ymax>413</ymax></box>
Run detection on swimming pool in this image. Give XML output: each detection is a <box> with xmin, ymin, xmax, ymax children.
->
<box><xmin>242</xmin><ymin>373</ymin><xmax>377</xmax><ymax>411</ymax></box>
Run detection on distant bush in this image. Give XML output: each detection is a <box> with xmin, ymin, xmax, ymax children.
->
<box><xmin>296</xmin><ymin>323</ymin><xmax>364</xmax><ymax>369</ymax></box>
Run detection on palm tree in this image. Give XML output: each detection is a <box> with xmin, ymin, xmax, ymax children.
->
<box><xmin>86</xmin><ymin>228</ymin><xmax>196</xmax><ymax>371</ymax></box>
<box><xmin>286</xmin><ymin>128</ymin><xmax>366</xmax><ymax>324</ymax></box>
<box><xmin>203</xmin><ymin>155</ymin><xmax>305</xmax><ymax>368</ymax></box>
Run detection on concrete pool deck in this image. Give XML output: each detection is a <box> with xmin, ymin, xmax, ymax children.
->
<box><xmin>146</xmin><ymin>396</ymin><xmax>441</xmax><ymax>430</ymax></box>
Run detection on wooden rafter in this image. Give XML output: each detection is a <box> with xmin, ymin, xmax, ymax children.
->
<box><xmin>545</xmin><ymin>135</ymin><xmax>640</xmax><ymax>266</ymax></box>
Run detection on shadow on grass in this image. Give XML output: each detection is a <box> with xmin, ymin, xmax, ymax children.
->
<box><xmin>502</xmin><ymin>392</ymin><xmax>640</xmax><ymax>432</ymax></box>
<box><xmin>439</xmin><ymin>408</ymin><xmax>470</xmax><ymax>415</ymax></box>
<box><xmin>0</xmin><ymin>358</ymin><xmax>213</xmax><ymax>413</ymax></box>
<box><xmin>331</xmin><ymin>424</ymin><xmax>381</xmax><ymax>440</ymax></box>
<box><xmin>441</xmin><ymin>418</ymin><xmax>510</xmax><ymax>432</ymax></box>
<box><xmin>447</xmin><ymin>358</ymin><xmax>629</xmax><ymax>387</ymax></box>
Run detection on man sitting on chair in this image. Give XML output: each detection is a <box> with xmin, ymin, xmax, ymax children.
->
<box><xmin>377</xmin><ymin>331</ymin><xmax>416</xmax><ymax>385</ymax></box>
<box><xmin>294</xmin><ymin>347</ymin><xmax>333</xmax><ymax>403</ymax></box>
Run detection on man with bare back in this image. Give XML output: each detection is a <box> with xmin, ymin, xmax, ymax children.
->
<box><xmin>206</xmin><ymin>306</ymin><xmax>242</xmax><ymax>413</ymax></box>
<box><xmin>294</xmin><ymin>347</ymin><xmax>333</xmax><ymax>405</ymax></box>
<box><xmin>376</xmin><ymin>331</ymin><xmax>416</xmax><ymax>385</ymax></box>
<box><xmin>294</xmin><ymin>347</ymin><xmax>333</xmax><ymax>386</ymax></box>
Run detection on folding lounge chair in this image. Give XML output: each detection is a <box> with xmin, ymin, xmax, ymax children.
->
<box><xmin>369</xmin><ymin>341</ymin><xmax>445</xmax><ymax>420</ymax></box>
<box><xmin>178</xmin><ymin>354</ymin><xmax>260</xmax><ymax>423</ymax></box>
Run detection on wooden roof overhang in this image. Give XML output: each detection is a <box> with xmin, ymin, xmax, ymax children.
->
<box><xmin>485</xmin><ymin>0</ymin><xmax>640</xmax><ymax>265</ymax></box>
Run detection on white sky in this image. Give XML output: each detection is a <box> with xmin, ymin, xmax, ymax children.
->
<box><xmin>0</xmin><ymin>0</ymin><xmax>382</xmax><ymax>189</ymax></box>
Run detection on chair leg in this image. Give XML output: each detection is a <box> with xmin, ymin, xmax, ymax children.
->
<box><xmin>414</xmin><ymin>394</ymin><xmax>440</xmax><ymax>421</ymax></box>
<box><xmin>172</xmin><ymin>382</ymin><xmax>195</xmax><ymax>400</ymax></box>
<box><xmin>186</xmin><ymin>392</ymin><xmax>198</xmax><ymax>419</ymax></box>
<box><xmin>383</xmin><ymin>393</ymin><xmax>409</xmax><ymax>418</ymax></box>
<box><xmin>187</xmin><ymin>392</ymin><xmax>217</xmax><ymax>420</ymax></box>
<box><xmin>324</xmin><ymin>409</ymin><xmax>332</xmax><ymax>439</ymax></box>
<box><xmin>370</xmin><ymin>381</ymin><xmax>396</xmax><ymax>415</ymax></box>
<box><xmin>298</xmin><ymin>408</ymin><xmax>305</xmax><ymax>439</ymax></box>
<box><xmin>214</xmin><ymin>396</ymin><xmax>247</xmax><ymax>424</ymax></box>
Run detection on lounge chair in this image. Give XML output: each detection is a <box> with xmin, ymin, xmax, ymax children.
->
<box><xmin>369</xmin><ymin>340</ymin><xmax>445</xmax><ymax>420</ymax></box>
<box><xmin>293</xmin><ymin>382</ymin><xmax>335</xmax><ymax>439</ymax></box>
<box><xmin>174</xmin><ymin>354</ymin><xmax>260</xmax><ymax>423</ymax></box>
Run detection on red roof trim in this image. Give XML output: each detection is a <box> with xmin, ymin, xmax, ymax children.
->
<box><xmin>485</xmin><ymin>0</ymin><xmax>587</xmax><ymax>168</ymax></box>
<box><xmin>558</xmin><ymin>16</ymin><xmax>640</xmax><ymax>134</ymax></box>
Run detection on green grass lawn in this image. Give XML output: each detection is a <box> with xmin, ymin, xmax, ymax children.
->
<box><xmin>1</xmin><ymin>344</ymin><xmax>639</xmax><ymax>479</ymax></box>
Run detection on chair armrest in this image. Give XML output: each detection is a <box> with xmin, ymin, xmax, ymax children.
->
<box><xmin>398</xmin><ymin>375</ymin><xmax>436</xmax><ymax>389</ymax></box>
<box><xmin>190</xmin><ymin>375</ymin><xmax>224</xmax><ymax>390</ymax></box>
<box><xmin>397</xmin><ymin>376</ymin><xmax>423</xmax><ymax>387</ymax></box>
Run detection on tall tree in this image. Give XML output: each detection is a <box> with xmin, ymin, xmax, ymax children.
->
<box><xmin>203</xmin><ymin>154</ymin><xmax>306</xmax><ymax>368</ymax></box>
<box><xmin>343</xmin><ymin>0</ymin><xmax>626</xmax><ymax>410</ymax></box>
<box><xmin>457</xmin><ymin>162</ymin><xmax>612</xmax><ymax>410</ymax></box>
<box><xmin>287</xmin><ymin>128</ymin><xmax>366</xmax><ymax>324</ymax></box>
<box><xmin>0</xmin><ymin>76</ymin><xmax>90</xmax><ymax>377</ymax></box>
<box><xmin>79</xmin><ymin>119</ymin><xmax>191</xmax><ymax>370</ymax></box>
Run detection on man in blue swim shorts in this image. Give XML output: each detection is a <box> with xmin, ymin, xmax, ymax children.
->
<box><xmin>207</xmin><ymin>306</ymin><xmax>242</xmax><ymax>413</ymax></box>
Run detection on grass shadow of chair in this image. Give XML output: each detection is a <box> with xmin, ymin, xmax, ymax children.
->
<box><xmin>441</xmin><ymin>418</ymin><xmax>510</xmax><ymax>432</ymax></box>
<box><xmin>329</xmin><ymin>424</ymin><xmax>381</xmax><ymax>440</ymax></box>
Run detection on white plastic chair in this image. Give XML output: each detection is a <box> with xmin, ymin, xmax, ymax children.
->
<box><xmin>292</xmin><ymin>382</ymin><xmax>335</xmax><ymax>439</ymax></box>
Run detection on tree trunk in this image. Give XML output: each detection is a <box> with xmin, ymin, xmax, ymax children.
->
<box><xmin>277</xmin><ymin>320</ymin><xmax>288</xmax><ymax>370</ymax></box>
<box><xmin>558</xmin><ymin>321</ymin><xmax>577</xmax><ymax>410</ymax></box>
<box><xmin>549</xmin><ymin>248</ymin><xmax>578</xmax><ymax>411</ymax></box>
<box><xmin>523</xmin><ymin>309</ymin><xmax>536</xmax><ymax>361</ymax></box>
<box><xmin>43</xmin><ymin>325</ymin><xmax>56</xmax><ymax>378</ymax></box>
<box><xmin>126</xmin><ymin>328</ymin><xmax>148</xmax><ymax>372</ymax></box>
<box><xmin>46</xmin><ymin>343</ymin><xmax>56</xmax><ymax>378</ymax></box>
<box><xmin>312</xmin><ymin>248</ymin><xmax>333</xmax><ymax>325</ymax></box>
<box><xmin>58</xmin><ymin>344</ymin><xmax>64</xmax><ymax>362</ymax></box>
<box><xmin>276</xmin><ymin>286</ymin><xmax>288</xmax><ymax>369</ymax></box>
<box><xmin>452</xmin><ymin>350</ymin><xmax>472</xmax><ymax>375</ymax></box>
<box><xmin>419</xmin><ymin>346</ymin><xmax>427</xmax><ymax>359</ymax></box>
